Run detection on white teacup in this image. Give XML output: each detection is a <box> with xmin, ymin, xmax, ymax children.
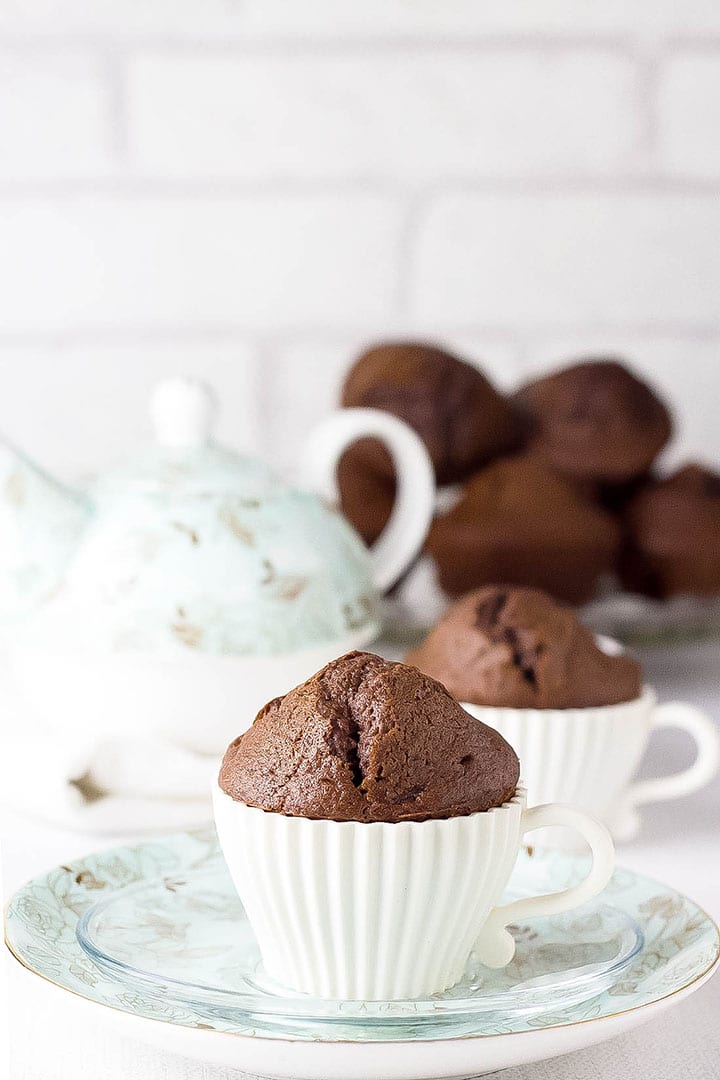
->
<box><xmin>463</xmin><ymin>688</ymin><xmax>719</xmax><ymax>844</ymax></box>
<box><xmin>213</xmin><ymin>784</ymin><xmax>614</xmax><ymax>1001</ymax></box>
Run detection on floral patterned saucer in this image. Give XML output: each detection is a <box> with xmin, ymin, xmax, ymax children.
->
<box><xmin>5</xmin><ymin>830</ymin><xmax>719</xmax><ymax>1079</ymax></box>
<box><xmin>73</xmin><ymin>850</ymin><xmax>642</xmax><ymax>1039</ymax></box>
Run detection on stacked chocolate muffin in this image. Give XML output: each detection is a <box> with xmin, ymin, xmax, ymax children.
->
<box><xmin>338</xmin><ymin>343</ymin><xmax>719</xmax><ymax>604</ymax></box>
<box><xmin>339</xmin><ymin>342</ymin><xmax>518</xmax><ymax>543</ymax></box>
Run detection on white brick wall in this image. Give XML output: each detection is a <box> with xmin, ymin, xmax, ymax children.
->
<box><xmin>126</xmin><ymin>50</ymin><xmax>640</xmax><ymax>180</ymax></box>
<box><xmin>0</xmin><ymin>52</ymin><xmax>114</xmax><ymax>179</ymax></box>
<box><xmin>5</xmin><ymin>2</ymin><xmax>720</xmax><ymax>38</ymax></box>
<box><xmin>0</xmin><ymin>1</ymin><xmax>717</xmax><ymax>479</ymax></box>
<box><xmin>0</xmin><ymin>195</ymin><xmax>400</xmax><ymax>332</ymax></box>
<box><xmin>659</xmin><ymin>54</ymin><xmax>720</xmax><ymax>178</ymax></box>
<box><xmin>412</xmin><ymin>195</ymin><xmax>720</xmax><ymax>325</ymax></box>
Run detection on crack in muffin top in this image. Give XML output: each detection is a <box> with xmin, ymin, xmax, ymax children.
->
<box><xmin>407</xmin><ymin>586</ymin><xmax>642</xmax><ymax>709</ymax></box>
<box><xmin>219</xmin><ymin>651</ymin><xmax>520</xmax><ymax>822</ymax></box>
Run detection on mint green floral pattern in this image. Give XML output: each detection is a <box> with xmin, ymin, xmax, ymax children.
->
<box><xmin>5</xmin><ymin>830</ymin><xmax>718</xmax><ymax>1044</ymax></box>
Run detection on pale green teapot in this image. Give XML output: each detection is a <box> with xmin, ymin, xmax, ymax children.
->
<box><xmin>7</xmin><ymin>378</ymin><xmax>434</xmax><ymax>753</ymax></box>
<box><xmin>0</xmin><ymin>442</ymin><xmax>90</xmax><ymax>625</ymax></box>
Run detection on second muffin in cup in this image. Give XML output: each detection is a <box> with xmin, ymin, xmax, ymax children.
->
<box><xmin>407</xmin><ymin>587</ymin><xmax>719</xmax><ymax>842</ymax></box>
<box><xmin>214</xmin><ymin>651</ymin><xmax>614</xmax><ymax>1000</ymax></box>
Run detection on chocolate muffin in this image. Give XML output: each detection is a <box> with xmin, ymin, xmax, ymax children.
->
<box><xmin>515</xmin><ymin>359</ymin><xmax>672</xmax><ymax>483</ymax></box>
<box><xmin>427</xmin><ymin>456</ymin><xmax>620</xmax><ymax>606</ymax></box>
<box><xmin>219</xmin><ymin>651</ymin><xmax>519</xmax><ymax>823</ymax></box>
<box><xmin>342</xmin><ymin>341</ymin><xmax>519</xmax><ymax>485</ymax></box>
<box><xmin>337</xmin><ymin>444</ymin><xmax>395</xmax><ymax>545</ymax></box>
<box><xmin>407</xmin><ymin>586</ymin><xmax>642</xmax><ymax>709</ymax></box>
<box><xmin>619</xmin><ymin>464</ymin><xmax>720</xmax><ymax>597</ymax></box>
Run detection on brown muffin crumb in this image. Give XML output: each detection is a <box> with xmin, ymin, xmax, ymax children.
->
<box><xmin>342</xmin><ymin>341</ymin><xmax>520</xmax><ymax>484</ymax></box>
<box><xmin>407</xmin><ymin>586</ymin><xmax>642</xmax><ymax>709</ymax></box>
<box><xmin>514</xmin><ymin>358</ymin><xmax>672</xmax><ymax>483</ymax></box>
<box><xmin>620</xmin><ymin>464</ymin><xmax>720</xmax><ymax>597</ymax></box>
<box><xmin>427</xmin><ymin>456</ymin><xmax>620</xmax><ymax>606</ymax></box>
<box><xmin>219</xmin><ymin>651</ymin><xmax>519</xmax><ymax>822</ymax></box>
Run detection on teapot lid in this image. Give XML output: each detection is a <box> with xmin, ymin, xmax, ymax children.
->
<box><xmin>94</xmin><ymin>377</ymin><xmax>283</xmax><ymax>501</ymax></box>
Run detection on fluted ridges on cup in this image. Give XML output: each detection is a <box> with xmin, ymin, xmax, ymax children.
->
<box><xmin>462</xmin><ymin>692</ymin><xmax>654</xmax><ymax>820</ymax></box>
<box><xmin>213</xmin><ymin>786</ymin><xmax>524</xmax><ymax>1000</ymax></box>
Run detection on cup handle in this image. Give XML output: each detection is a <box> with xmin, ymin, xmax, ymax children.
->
<box><xmin>626</xmin><ymin>702</ymin><xmax>720</xmax><ymax>815</ymax></box>
<box><xmin>473</xmin><ymin>803</ymin><xmax>615</xmax><ymax>969</ymax></box>
<box><xmin>300</xmin><ymin>407</ymin><xmax>435</xmax><ymax>591</ymax></box>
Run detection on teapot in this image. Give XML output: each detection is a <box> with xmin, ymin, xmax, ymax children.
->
<box><xmin>7</xmin><ymin>378</ymin><xmax>434</xmax><ymax>754</ymax></box>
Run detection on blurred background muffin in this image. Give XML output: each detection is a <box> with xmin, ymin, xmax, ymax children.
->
<box><xmin>338</xmin><ymin>340</ymin><xmax>520</xmax><ymax>546</ymax></box>
<box><xmin>341</xmin><ymin>341</ymin><xmax>520</xmax><ymax>484</ymax></box>
<box><xmin>407</xmin><ymin>585</ymin><xmax>642</xmax><ymax>709</ymax></box>
<box><xmin>334</xmin><ymin>342</ymin><xmax>720</xmax><ymax>631</ymax></box>
<box><xmin>513</xmin><ymin>359</ymin><xmax>673</xmax><ymax>484</ymax></box>
<box><xmin>619</xmin><ymin>465</ymin><xmax>720</xmax><ymax>599</ymax></box>
<box><xmin>427</xmin><ymin>457</ymin><xmax>620</xmax><ymax>606</ymax></box>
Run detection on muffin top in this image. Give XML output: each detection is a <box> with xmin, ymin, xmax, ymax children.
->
<box><xmin>431</xmin><ymin>456</ymin><xmax>619</xmax><ymax>546</ymax></box>
<box><xmin>514</xmin><ymin>359</ymin><xmax>672</xmax><ymax>482</ymax></box>
<box><xmin>426</xmin><ymin>455</ymin><xmax>620</xmax><ymax>606</ymax></box>
<box><xmin>626</xmin><ymin>464</ymin><xmax>720</xmax><ymax>544</ymax></box>
<box><xmin>219</xmin><ymin>651</ymin><xmax>520</xmax><ymax>822</ymax></box>
<box><xmin>341</xmin><ymin>341</ymin><xmax>519</xmax><ymax>484</ymax></box>
<box><xmin>620</xmin><ymin>464</ymin><xmax>720</xmax><ymax>598</ymax></box>
<box><xmin>407</xmin><ymin>586</ymin><xmax>642</xmax><ymax>709</ymax></box>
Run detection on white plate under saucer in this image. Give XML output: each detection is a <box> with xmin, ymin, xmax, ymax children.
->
<box><xmin>5</xmin><ymin>829</ymin><xmax>719</xmax><ymax>1080</ymax></box>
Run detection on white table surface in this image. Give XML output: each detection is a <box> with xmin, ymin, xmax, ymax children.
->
<box><xmin>3</xmin><ymin>641</ymin><xmax>720</xmax><ymax>1080</ymax></box>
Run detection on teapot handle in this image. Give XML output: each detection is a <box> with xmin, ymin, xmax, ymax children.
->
<box><xmin>300</xmin><ymin>408</ymin><xmax>435</xmax><ymax>592</ymax></box>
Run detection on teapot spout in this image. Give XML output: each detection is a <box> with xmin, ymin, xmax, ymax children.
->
<box><xmin>0</xmin><ymin>439</ymin><xmax>91</xmax><ymax>625</ymax></box>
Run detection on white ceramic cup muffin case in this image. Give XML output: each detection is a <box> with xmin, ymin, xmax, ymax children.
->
<box><xmin>213</xmin><ymin>784</ymin><xmax>615</xmax><ymax>1000</ymax></box>
<box><xmin>463</xmin><ymin>688</ymin><xmax>720</xmax><ymax>844</ymax></box>
<box><xmin>5</xmin><ymin>380</ymin><xmax>435</xmax><ymax>755</ymax></box>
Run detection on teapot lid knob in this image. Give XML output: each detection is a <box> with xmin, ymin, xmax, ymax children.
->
<box><xmin>150</xmin><ymin>378</ymin><xmax>217</xmax><ymax>448</ymax></box>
